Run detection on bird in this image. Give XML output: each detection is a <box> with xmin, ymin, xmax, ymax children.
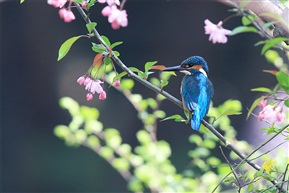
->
<box><xmin>162</xmin><ymin>56</ymin><xmax>214</xmax><ymax>130</ymax></box>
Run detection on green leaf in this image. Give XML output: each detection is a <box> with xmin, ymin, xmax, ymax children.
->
<box><xmin>284</xmin><ymin>99</ymin><xmax>289</xmax><ymax>108</ymax></box>
<box><xmin>242</xmin><ymin>15</ymin><xmax>256</xmax><ymax>26</ymax></box>
<box><xmin>160</xmin><ymin>80</ymin><xmax>169</xmax><ymax>88</ymax></box>
<box><xmin>128</xmin><ymin>67</ymin><xmax>142</xmax><ymax>73</ymax></box>
<box><xmin>91</xmin><ymin>43</ymin><xmax>106</xmax><ymax>53</ymax></box>
<box><xmin>57</xmin><ymin>36</ymin><xmax>81</xmax><ymax>61</ymax></box>
<box><xmin>86</xmin><ymin>22</ymin><xmax>97</xmax><ymax>33</ymax></box>
<box><xmin>113</xmin><ymin>50</ymin><xmax>120</xmax><ymax>56</ymax></box>
<box><xmin>251</xmin><ymin>87</ymin><xmax>272</xmax><ymax>93</ymax></box>
<box><xmin>263</xmin><ymin>22</ymin><xmax>275</xmax><ymax>31</ymax></box>
<box><xmin>20</xmin><ymin>0</ymin><xmax>25</xmax><ymax>3</ymax></box>
<box><xmin>261</xmin><ymin>37</ymin><xmax>289</xmax><ymax>55</ymax></box>
<box><xmin>272</xmin><ymin>84</ymin><xmax>280</xmax><ymax>94</ymax></box>
<box><xmin>247</xmin><ymin>97</ymin><xmax>263</xmax><ymax>119</ymax></box>
<box><xmin>101</xmin><ymin>35</ymin><xmax>111</xmax><ymax>46</ymax></box>
<box><xmin>111</xmin><ymin>41</ymin><xmax>123</xmax><ymax>48</ymax></box>
<box><xmin>144</xmin><ymin>61</ymin><xmax>158</xmax><ymax>72</ymax></box>
<box><xmin>218</xmin><ymin>110</ymin><xmax>242</xmax><ymax>119</ymax></box>
<box><xmin>276</xmin><ymin>71</ymin><xmax>289</xmax><ymax>93</ymax></box>
<box><xmin>161</xmin><ymin>114</ymin><xmax>186</xmax><ymax>122</ymax></box>
<box><xmin>112</xmin><ymin>71</ymin><xmax>128</xmax><ymax>83</ymax></box>
<box><xmin>103</xmin><ymin>57</ymin><xmax>111</xmax><ymax>66</ymax></box>
<box><xmin>121</xmin><ymin>79</ymin><xmax>135</xmax><ymax>90</ymax></box>
<box><xmin>230</xmin><ymin>26</ymin><xmax>258</xmax><ymax>36</ymax></box>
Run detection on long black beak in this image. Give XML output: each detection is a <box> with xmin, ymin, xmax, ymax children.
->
<box><xmin>162</xmin><ymin>65</ymin><xmax>186</xmax><ymax>71</ymax></box>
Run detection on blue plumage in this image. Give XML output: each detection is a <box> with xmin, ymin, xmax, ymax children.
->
<box><xmin>162</xmin><ymin>56</ymin><xmax>214</xmax><ymax>130</ymax></box>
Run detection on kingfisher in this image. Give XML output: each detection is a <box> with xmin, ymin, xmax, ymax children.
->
<box><xmin>162</xmin><ymin>56</ymin><xmax>214</xmax><ymax>130</ymax></box>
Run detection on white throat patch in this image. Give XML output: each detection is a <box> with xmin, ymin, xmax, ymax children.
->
<box><xmin>199</xmin><ymin>68</ymin><xmax>208</xmax><ymax>78</ymax></box>
<box><xmin>180</xmin><ymin>70</ymin><xmax>191</xmax><ymax>75</ymax></box>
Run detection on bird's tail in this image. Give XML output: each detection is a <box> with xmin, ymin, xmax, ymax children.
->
<box><xmin>190</xmin><ymin>111</ymin><xmax>202</xmax><ymax>130</ymax></box>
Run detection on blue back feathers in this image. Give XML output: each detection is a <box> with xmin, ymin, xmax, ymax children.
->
<box><xmin>180</xmin><ymin>56</ymin><xmax>214</xmax><ymax>130</ymax></box>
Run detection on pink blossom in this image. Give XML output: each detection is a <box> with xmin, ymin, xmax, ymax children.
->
<box><xmin>102</xmin><ymin>6</ymin><xmax>112</xmax><ymax>17</ymax></box>
<box><xmin>47</xmin><ymin>0</ymin><xmax>67</xmax><ymax>8</ymax></box>
<box><xmin>276</xmin><ymin>111</ymin><xmax>286</xmax><ymax>122</ymax></box>
<box><xmin>86</xmin><ymin>93</ymin><xmax>93</xmax><ymax>101</ymax></box>
<box><xmin>99</xmin><ymin>91</ymin><xmax>107</xmax><ymax>100</ymax></box>
<box><xmin>83</xmin><ymin>77</ymin><xmax>92</xmax><ymax>86</ymax></box>
<box><xmin>258</xmin><ymin>105</ymin><xmax>275</xmax><ymax>122</ymax></box>
<box><xmin>59</xmin><ymin>8</ymin><xmax>75</xmax><ymax>23</ymax></box>
<box><xmin>81</xmin><ymin>1</ymin><xmax>88</xmax><ymax>7</ymax></box>
<box><xmin>204</xmin><ymin>19</ymin><xmax>231</xmax><ymax>44</ymax></box>
<box><xmin>77</xmin><ymin>76</ymin><xmax>86</xmax><ymax>85</ymax></box>
<box><xmin>107</xmin><ymin>6</ymin><xmax>128</xmax><ymax>29</ymax></box>
<box><xmin>113</xmin><ymin>80</ymin><xmax>121</xmax><ymax>87</ymax></box>
<box><xmin>258</xmin><ymin>99</ymin><xmax>267</xmax><ymax>108</ymax></box>
<box><xmin>85</xmin><ymin>80</ymin><xmax>104</xmax><ymax>94</ymax></box>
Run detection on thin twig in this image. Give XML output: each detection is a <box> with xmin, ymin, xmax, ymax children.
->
<box><xmin>73</xmin><ymin>2</ymin><xmax>288</xmax><ymax>192</ymax></box>
<box><xmin>219</xmin><ymin>146</ymin><xmax>241</xmax><ymax>192</ymax></box>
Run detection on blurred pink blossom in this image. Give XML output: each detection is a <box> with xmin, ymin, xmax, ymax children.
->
<box><xmin>258</xmin><ymin>99</ymin><xmax>267</xmax><ymax>108</ymax></box>
<box><xmin>107</xmin><ymin>5</ymin><xmax>128</xmax><ymax>30</ymax></box>
<box><xmin>258</xmin><ymin>105</ymin><xmax>286</xmax><ymax>123</ymax></box>
<box><xmin>81</xmin><ymin>1</ymin><xmax>88</xmax><ymax>7</ymax></box>
<box><xmin>47</xmin><ymin>0</ymin><xmax>67</xmax><ymax>8</ymax></box>
<box><xmin>102</xmin><ymin>6</ymin><xmax>112</xmax><ymax>16</ymax></box>
<box><xmin>85</xmin><ymin>79</ymin><xmax>104</xmax><ymax>94</ymax></box>
<box><xmin>276</xmin><ymin>110</ymin><xmax>286</xmax><ymax>122</ymax></box>
<box><xmin>86</xmin><ymin>93</ymin><xmax>94</xmax><ymax>101</ymax></box>
<box><xmin>204</xmin><ymin>19</ymin><xmax>231</xmax><ymax>44</ymax></box>
<box><xmin>59</xmin><ymin>8</ymin><xmax>75</xmax><ymax>23</ymax></box>
<box><xmin>99</xmin><ymin>91</ymin><xmax>107</xmax><ymax>100</ymax></box>
<box><xmin>113</xmin><ymin>80</ymin><xmax>121</xmax><ymax>87</ymax></box>
<box><xmin>77</xmin><ymin>76</ymin><xmax>86</xmax><ymax>85</ymax></box>
<box><xmin>258</xmin><ymin>105</ymin><xmax>275</xmax><ymax>122</ymax></box>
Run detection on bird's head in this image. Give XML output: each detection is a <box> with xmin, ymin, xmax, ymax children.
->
<box><xmin>162</xmin><ymin>56</ymin><xmax>209</xmax><ymax>77</ymax></box>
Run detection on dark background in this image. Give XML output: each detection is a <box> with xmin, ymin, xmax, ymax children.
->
<box><xmin>2</xmin><ymin>0</ymin><xmax>280</xmax><ymax>192</ymax></box>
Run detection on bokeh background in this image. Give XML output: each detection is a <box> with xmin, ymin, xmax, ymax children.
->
<box><xmin>2</xmin><ymin>0</ymin><xmax>281</xmax><ymax>192</ymax></box>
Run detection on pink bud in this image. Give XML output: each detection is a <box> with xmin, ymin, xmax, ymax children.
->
<box><xmin>59</xmin><ymin>8</ymin><xmax>75</xmax><ymax>23</ymax></box>
<box><xmin>84</xmin><ymin>77</ymin><xmax>92</xmax><ymax>86</ymax></box>
<box><xmin>81</xmin><ymin>1</ymin><xmax>88</xmax><ymax>7</ymax></box>
<box><xmin>99</xmin><ymin>91</ymin><xmax>107</xmax><ymax>100</ymax></box>
<box><xmin>102</xmin><ymin>6</ymin><xmax>112</xmax><ymax>17</ymax></box>
<box><xmin>77</xmin><ymin>76</ymin><xmax>85</xmax><ymax>85</ymax></box>
<box><xmin>113</xmin><ymin>80</ymin><xmax>121</xmax><ymax>87</ymax></box>
<box><xmin>86</xmin><ymin>93</ymin><xmax>93</xmax><ymax>101</ymax></box>
<box><xmin>258</xmin><ymin>99</ymin><xmax>267</xmax><ymax>108</ymax></box>
<box><xmin>276</xmin><ymin>111</ymin><xmax>286</xmax><ymax>122</ymax></box>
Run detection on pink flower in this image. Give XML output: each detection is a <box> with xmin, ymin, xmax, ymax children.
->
<box><xmin>204</xmin><ymin>19</ymin><xmax>231</xmax><ymax>44</ymax></box>
<box><xmin>99</xmin><ymin>91</ymin><xmax>107</xmax><ymax>100</ymax></box>
<box><xmin>258</xmin><ymin>99</ymin><xmax>267</xmax><ymax>108</ymax></box>
<box><xmin>59</xmin><ymin>8</ymin><xmax>75</xmax><ymax>23</ymax></box>
<box><xmin>258</xmin><ymin>105</ymin><xmax>275</xmax><ymax>122</ymax></box>
<box><xmin>113</xmin><ymin>80</ymin><xmax>121</xmax><ymax>87</ymax></box>
<box><xmin>47</xmin><ymin>0</ymin><xmax>67</xmax><ymax>8</ymax></box>
<box><xmin>107</xmin><ymin>6</ymin><xmax>128</xmax><ymax>29</ymax></box>
<box><xmin>83</xmin><ymin>77</ymin><xmax>92</xmax><ymax>86</ymax></box>
<box><xmin>276</xmin><ymin>111</ymin><xmax>286</xmax><ymax>122</ymax></box>
<box><xmin>77</xmin><ymin>76</ymin><xmax>86</xmax><ymax>85</ymax></box>
<box><xmin>86</xmin><ymin>93</ymin><xmax>93</xmax><ymax>101</ymax></box>
<box><xmin>102</xmin><ymin>6</ymin><xmax>112</xmax><ymax>17</ymax></box>
<box><xmin>85</xmin><ymin>79</ymin><xmax>104</xmax><ymax>94</ymax></box>
<box><xmin>81</xmin><ymin>1</ymin><xmax>88</xmax><ymax>7</ymax></box>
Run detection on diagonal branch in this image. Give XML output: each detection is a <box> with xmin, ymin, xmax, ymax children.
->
<box><xmin>73</xmin><ymin>2</ymin><xmax>287</xmax><ymax>192</ymax></box>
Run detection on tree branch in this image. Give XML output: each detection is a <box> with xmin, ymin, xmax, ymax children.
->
<box><xmin>73</xmin><ymin>2</ymin><xmax>287</xmax><ymax>192</ymax></box>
